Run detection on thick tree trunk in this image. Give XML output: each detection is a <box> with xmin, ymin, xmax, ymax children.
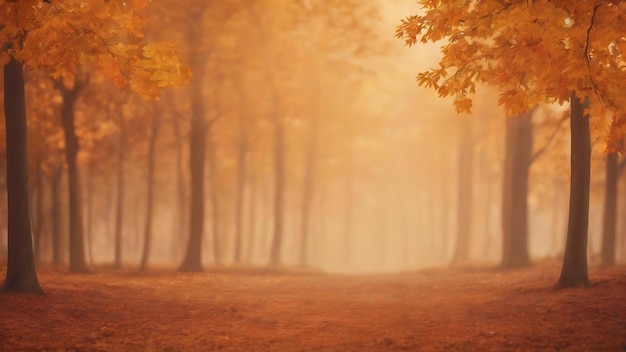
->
<box><xmin>179</xmin><ymin>13</ymin><xmax>207</xmax><ymax>273</ymax></box>
<box><xmin>50</xmin><ymin>164</ymin><xmax>63</xmax><ymax>265</ymax></box>
<box><xmin>269</xmin><ymin>113</ymin><xmax>286</xmax><ymax>266</ymax></box>
<box><xmin>555</xmin><ymin>94</ymin><xmax>590</xmax><ymax>289</ymax></box>
<box><xmin>140</xmin><ymin>112</ymin><xmax>160</xmax><ymax>270</ymax></box>
<box><xmin>500</xmin><ymin>110</ymin><xmax>533</xmax><ymax>269</ymax></box>
<box><xmin>58</xmin><ymin>79</ymin><xmax>89</xmax><ymax>273</ymax></box>
<box><xmin>452</xmin><ymin>117</ymin><xmax>473</xmax><ymax>263</ymax></box>
<box><xmin>2</xmin><ymin>58</ymin><xmax>43</xmax><ymax>293</ymax></box>
<box><xmin>601</xmin><ymin>151</ymin><xmax>618</xmax><ymax>266</ymax></box>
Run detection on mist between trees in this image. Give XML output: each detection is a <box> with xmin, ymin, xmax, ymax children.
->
<box><xmin>1</xmin><ymin>0</ymin><xmax>625</xmax><ymax>290</ymax></box>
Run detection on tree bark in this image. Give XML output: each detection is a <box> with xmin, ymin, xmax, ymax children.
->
<box><xmin>139</xmin><ymin>112</ymin><xmax>160</xmax><ymax>269</ymax></box>
<box><xmin>233</xmin><ymin>113</ymin><xmax>248</xmax><ymax>264</ymax></box>
<box><xmin>208</xmin><ymin>138</ymin><xmax>221</xmax><ymax>265</ymax></box>
<box><xmin>58</xmin><ymin>78</ymin><xmax>89</xmax><ymax>273</ymax></box>
<box><xmin>299</xmin><ymin>111</ymin><xmax>318</xmax><ymax>267</ymax></box>
<box><xmin>113</xmin><ymin>111</ymin><xmax>126</xmax><ymax>269</ymax></box>
<box><xmin>601</xmin><ymin>151</ymin><xmax>618</xmax><ymax>266</ymax></box>
<box><xmin>500</xmin><ymin>110</ymin><xmax>533</xmax><ymax>269</ymax></box>
<box><xmin>179</xmin><ymin>12</ymin><xmax>207</xmax><ymax>272</ymax></box>
<box><xmin>33</xmin><ymin>153</ymin><xmax>45</xmax><ymax>263</ymax></box>
<box><xmin>2</xmin><ymin>58</ymin><xmax>43</xmax><ymax>293</ymax></box>
<box><xmin>49</xmin><ymin>164</ymin><xmax>63</xmax><ymax>265</ymax></box>
<box><xmin>555</xmin><ymin>94</ymin><xmax>590</xmax><ymax>289</ymax></box>
<box><xmin>452</xmin><ymin>117</ymin><xmax>473</xmax><ymax>263</ymax></box>
<box><xmin>269</xmin><ymin>112</ymin><xmax>286</xmax><ymax>266</ymax></box>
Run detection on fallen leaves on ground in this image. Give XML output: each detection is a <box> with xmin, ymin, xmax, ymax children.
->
<box><xmin>0</xmin><ymin>260</ymin><xmax>624</xmax><ymax>351</ymax></box>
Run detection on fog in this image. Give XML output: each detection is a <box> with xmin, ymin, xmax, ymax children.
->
<box><xmin>8</xmin><ymin>0</ymin><xmax>624</xmax><ymax>274</ymax></box>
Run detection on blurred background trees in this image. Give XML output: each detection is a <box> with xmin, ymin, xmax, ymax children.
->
<box><xmin>1</xmin><ymin>0</ymin><xmax>625</xmax><ymax>280</ymax></box>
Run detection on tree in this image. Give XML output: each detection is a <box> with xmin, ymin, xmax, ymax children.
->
<box><xmin>1</xmin><ymin>0</ymin><xmax>189</xmax><ymax>292</ymax></box>
<box><xmin>2</xmin><ymin>58</ymin><xmax>43</xmax><ymax>293</ymax></box>
<box><xmin>397</xmin><ymin>0</ymin><xmax>626</xmax><ymax>288</ymax></box>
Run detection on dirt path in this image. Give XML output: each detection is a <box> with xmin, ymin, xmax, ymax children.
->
<box><xmin>0</xmin><ymin>261</ymin><xmax>624</xmax><ymax>351</ymax></box>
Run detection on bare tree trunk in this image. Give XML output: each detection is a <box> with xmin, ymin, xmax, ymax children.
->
<box><xmin>452</xmin><ymin>117</ymin><xmax>473</xmax><ymax>263</ymax></box>
<box><xmin>140</xmin><ymin>112</ymin><xmax>161</xmax><ymax>270</ymax></box>
<box><xmin>33</xmin><ymin>154</ymin><xmax>45</xmax><ymax>263</ymax></box>
<box><xmin>208</xmin><ymin>138</ymin><xmax>221</xmax><ymax>265</ymax></box>
<box><xmin>555</xmin><ymin>94</ymin><xmax>590</xmax><ymax>289</ymax></box>
<box><xmin>85</xmin><ymin>161</ymin><xmax>94</xmax><ymax>265</ymax></box>
<box><xmin>269</xmin><ymin>112</ymin><xmax>286</xmax><ymax>266</ymax></box>
<box><xmin>233</xmin><ymin>114</ymin><xmax>248</xmax><ymax>264</ymax></box>
<box><xmin>500</xmin><ymin>110</ymin><xmax>533</xmax><ymax>269</ymax></box>
<box><xmin>299</xmin><ymin>111</ymin><xmax>318</xmax><ymax>267</ymax></box>
<box><xmin>601</xmin><ymin>151</ymin><xmax>619</xmax><ymax>266</ymax></box>
<box><xmin>2</xmin><ymin>57</ymin><xmax>43</xmax><ymax>293</ymax></box>
<box><xmin>58</xmin><ymin>78</ymin><xmax>89</xmax><ymax>273</ymax></box>
<box><xmin>113</xmin><ymin>111</ymin><xmax>126</xmax><ymax>269</ymax></box>
<box><xmin>172</xmin><ymin>107</ymin><xmax>187</xmax><ymax>261</ymax></box>
<box><xmin>50</xmin><ymin>164</ymin><xmax>63</xmax><ymax>266</ymax></box>
<box><xmin>179</xmin><ymin>12</ymin><xmax>208</xmax><ymax>273</ymax></box>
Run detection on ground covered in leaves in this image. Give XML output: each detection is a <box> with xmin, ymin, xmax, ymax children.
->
<box><xmin>0</xmin><ymin>260</ymin><xmax>624</xmax><ymax>351</ymax></box>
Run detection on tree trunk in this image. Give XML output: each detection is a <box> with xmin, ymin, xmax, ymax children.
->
<box><xmin>113</xmin><ymin>113</ymin><xmax>126</xmax><ymax>269</ymax></box>
<box><xmin>555</xmin><ymin>94</ymin><xmax>590</xmax><ymax>289</ymax></box>
<box><xmin>233</xmin><ymin>114</ymin><xmax>248</xmax><ymax>264</ymax></box>
<box><xmin>299</xmin><ymin>111</ymin><xmax>318</xmax><ymax>267</ymax></box>
<box><xmin>500</xmin><ymin>110</ymin><xmax>533</xmax><ymax>269</ymax></box>
<box><xmin>452</xmin><ymin>117</ymin><xmax>473</xmax><ymax>263</ymax></box>
<box><xmin>50</xmin><ymin>164</ymin><xmax>63</xmax><ymax>266</ymax></box>
<box><xmin>269</xmin><ymin>113</ymin><xmax>286</xmax><ymax>266</ymax></box>
<box><xmin>179</xmin><ymin>12</ymin><xmax>207</xmax><ymax>272</ymax></box>
<box><xmin>2</xmin><ymin>58</ymin><xmax>43</xmax><ymax>293</ymax></box>
<box><xmin>140</xmin><ymin>112</ymin><xmax>160</xmax><ymax>270</ymax></box>
<box><xmin>208</xmin><ymin>139</ymin><xmax>221</xmax><ymax>265</ymax></box>
<box><xmin>59</xmin><ymin>79</ymin><xmax>89</xmax><ymax>273</ymax></box>
<box><xmin>601</xmin><ymin>151</ymin><xmax>618</xmax><ymax>266</ymax></box>
<box><xmin>33</xmin><ymin>153</ymin><xmax>45</xmax><ymax>263</ymax></box>
<box><xmin>85</xmin><ymin>161</ymin><xmax>94</xmax><ymax>265</ymax></box>
<box><xmin>172</xmin><ymin>106</ymin><xmax>187</xmax><ymax>261</ymax></box>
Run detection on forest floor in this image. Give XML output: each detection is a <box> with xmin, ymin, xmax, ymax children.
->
<box><xmin>0</xmin><ymin>260</ymin><xmax>624</xmax><ymax>351</ymax></box>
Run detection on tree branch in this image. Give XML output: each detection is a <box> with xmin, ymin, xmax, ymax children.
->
<box><xmin>530</xmin><ymin>111</ymin><xmax>568</xmax><ymax>164</ymax></box>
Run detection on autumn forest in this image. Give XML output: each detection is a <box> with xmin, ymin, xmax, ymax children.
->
<box><xmin>0</xmin><ymin>0</ymin><xmax>625</xmax><ymax>351</ymax></box>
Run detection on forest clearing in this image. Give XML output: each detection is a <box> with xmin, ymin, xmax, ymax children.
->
<box><xmin>1</xmin><ymin>260</ymin><xmax>624</xmax><ymax>351</ymax></box>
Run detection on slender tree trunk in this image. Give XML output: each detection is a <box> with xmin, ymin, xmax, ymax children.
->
<box><xmin>299</xmin><ymin>111</ymin><xmax>318</xmax><ymax>267</ymax></box>
<box><xmin>33</xmin><ymin>154</ymin><xmax>45</xmax><ymax>263</ymax></box>
<box><xmin>113</xmin><ymin>112</ymin><xmax>126</xmax><ymax>269</ymax></box>
<box><xmin>233</xmin><ymin>116</ymin><xmax>248</xmax><ymax>264</ymax></box>
<box><xmin>172</xmin><ymin>108</ymin><xmax>187</xmax><ymax>261</ymax></box>
<box><xmin>500</xmin><ymin>110</ymin><xmax>533</xmax><ymax>269</ymax></box>
<box><xmin>208</xmin><ymin>139</ymin><xmax>221</xmax><ymax>265</ymax></box>
<box><xmin>140</xmin><ymin>112</ymin><xmax>160</xmax><ymax>270</ymax></box>
<box><xmin>452</xmin><ymin>117</ymin><xmax>473</xmax><ymax>263</ymax></box>
<box><xmin>245</xmin><ymin>171</ymin><xmax>258</xmax><ymax>263</ymax></box>
<box><xmin>601</xmin><ymin>151</ymin><xmax>618</xmax><ymax>266</ymax></box>
<box><xmin>343</xmin><ymin>151</ymin><xmax>354</xmax><ymax>267</ymax></box>
<box><xmin>269</xmin><ymin>112</ymin><xmax>286</xmax><ymax>266</ymax></box>
<box><xmin>179</xmin><ymin>12</ymin><xmax>207</xmax><ymax>272</ymax></box>
<box><xmin>2</xmin><ymin>58</ymin><xmax>43</xmax><ymax>293</ymax></box>
<box><xmin>439</xmin><ymin>153</ymin><xmax>450</xmax><ymax>261</ymax></box>
<box><xmin>85</xmin><ymin>161</ymin><xmax>94</xmax><ymax>265</ymax></box>
<box><xmin>555</xmin><ymin>94</ymin><xmax>590</xmax><ymax>289</ymax></box>
<box><xmin>50</xmin><ymin>164</ymin><xmax>63</xmax><ymax>265</ymax></box>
